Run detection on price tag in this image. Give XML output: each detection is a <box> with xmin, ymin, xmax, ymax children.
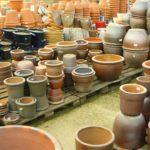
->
<box><xmin>134</xmin><ymin>44</ymin><xmax>138</xmax><ymax>47</ymax></box>
<box><xmin>30</xmin><ymin>5</ymin><xmax>34</xmax><ymax>11</ymax></box>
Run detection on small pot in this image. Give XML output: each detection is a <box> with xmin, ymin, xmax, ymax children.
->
<box><xmin>63</xmin><ymin>54</ymin><xmax>77</xmax><ymax>67</ymax></box>
<box><xmin>2</xmin><ymin>28</ymin><xmax>16</xmax><ymax>40</ymax></box>
<box><xmin>0</xmin><ymin>46</ymin><xmax>12</xmax><ymax>59</ymax></box>
<box><xmin>0</xmin><ymin>62</ymin><xmax>11</xmax><ymax>72</ymax></box>
<box><xmin>10</xmin><ymin>49</ymin><xmax>24</xmax><ymax>61</ymax></box>
<box><xmin>38</xmin><ymin>48</ymin><xmax>53</xmax><ymax>60</ymax></box>
<box><xmin>0</xmin><ymin>39</ymin><xmax>13</xmax><ymax>48</ymax></box>
<box><xmin>77</xmin><ymin>49</ymin><xmax>88</xmax><ymax>59</ymax></box>
<box><xmin>16</xmin><ymin>61</ymin><xmax>35</xmax><ymax>71</ymax></box>
<box><xmin>35</xmin><ymin>66</ymin><xmax>46</xmax><ymax>76</ymax></box>
<box><xmin>88</xmin><ymin>49</ymin><xmax>103</xmax><ymax>60</ymax></box>
<box><xmin>89</xmin><ymin>29</ymin><xmax>99</xmax><ymax>38</ymax></box>
<box><xmin>74</xmin><ymin>40</ymin><xmax>88</xmax><ymax>50</ymax></box>
<box><xmin>3</xmin><ymin>113</ymin><xmax>20</xmax><ymax>125</ymax></box>
<box><xmin>24</xmin><ymin>55</ymin><xmax>36</xmax><ymax>66</ymax></box>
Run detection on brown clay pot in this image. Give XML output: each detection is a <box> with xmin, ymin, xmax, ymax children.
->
<box><xmin>77</xmin><ymin>49</ymin><xmax>88</xmax><ymax>59</ymax></box>
<box><xmin>142</xmin><ymin>60</ymin><xmax>150</xmax><ymax>75</ymax></box>
<box><xmin>0</xmin><ymin>62</ymin><xmax>11</xmax><ymax>72</ymax></box>
<box><xmin>88</xmin><ymin>49</ymin><xmax>103</xmax><ymax>60</ymax></box>
<box><xmin>16</xmin><ymin>61</ymin><xmax>35</xmax><ymax>71</ymax></box>
<box><xmin>10</xmin><ymin>49</ymin><xmax>24</xmax><ymax>61</ymax></box>
<box><xmin>38</xmin><ymin>48</ymin><xmax>53</xmax><ymax>61</ymax></box>
<box><xmin>92</xmin><ymin>54</ymin><xmax>124</xmax><ymax>81</ymax></box>
<box><xmin>24</xmin><ymin>55</ymin><xmax>36</xmax><ymax>66</ymax></box>
<box><xmin>120</xmin><ymin>84</ymin><xmax>147</xmax><ymax>116</ymax></box>
<box><xmin>74</xmin><ymin>40</ymin><xmax>88</xmax><ymax>50</ymax></box>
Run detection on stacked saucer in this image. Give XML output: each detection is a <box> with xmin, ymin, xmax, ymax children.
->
<box><xmin>109</xmin><ymin>0</ymin><xmax>120</xmax><ymax>18</ymax></box>
<box><xmin>47</xmin><ymin>12</ymin><xmax>54</xmax><ymax>25</ymax></box>
<box><xmin>82</xmin><ymin>1</ymin><xmax>90</xmax><ymax>18</ymax></box>
<box><xmin>0</xmin><ymin>101</ymin><xmax>8</xmax><ymax>116</ymax></box>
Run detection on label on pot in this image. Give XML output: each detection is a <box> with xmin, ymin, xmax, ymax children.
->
<box><xmin>119</xmin><ymin>39</ymin><xmax>122</xmax><ymax>42</ymax></box>
<box><xmin>134</xmin><ymin>44</ymin><xmax>138</xmax><ymax>47</ymax></box>
<box><xmin>31</xmin><ymin>5</ymin><xmax>35</xmax><ymax>11</ymax></box>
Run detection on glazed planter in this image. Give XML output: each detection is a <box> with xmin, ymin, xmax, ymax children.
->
<box><xmin>63</xmin><ymin>54</ymin><xmax>77</xmax><ymax>67</ymax></box>
<box><xmin>10</xmin><ymin>49</ymin><xmax>24</xmax><ymax>61</ymax></box>
<box><xmin>72</xmin><ymin>67</ymin><xmax>95</xmax><ymax>92</ymax></box>
<box><xmin>16</xmin><ymin>61</ymin><xmax>35</xmax><ymax>71</ymax></box>
<box><xmin>27</xmin><ymin>75</ymin><xmax>49</xmax><ymax>111</ymax></box>
<box><xmin>74</xmin><ymin>40</ymin><xmax>88</xmax><ymax>50</ymax></box>
<box><xmin>84</xmin><ymin>38</ymin><xmax>103</xmax><ymax>50</ymax></box>
<box><xmin>142</xmin><ymin>60</ymin><xmax>150</xmax><ymax>75</ymax></box>
<box><xmin>38</xmin><ymin>60</ymin><xmax>49</xmax><ymax>66</ymax></box>
<box><xmin>3</xmin><ymin>28</ymin><xmax>16</xmax><ymax>40</ymax></box>
<box><xmin>75</xmin><ymin>126</ymin><xmax>115</xmax><ymax>150</ymax></box>
<box><xmin>0</xmin><ymin>126</ymin><xmax>63</xmax><ymax>150</ymax></box>
<box><xmin>16</xmin><ymin>97</ymin><xmax>37</xmax><ymax>118</ymax></box>
<box><xmin>56</xmin><ymin>41</ymin><xmax>78</xmax><ymax>60</ymax></box>
<box><xmin>38</xmin><ymin>48</ymin><xmax>53</xmax><ymax>61</ymax></box>
<box><xmin>88</xmin><ymin>50</ymin><xmax>103</xmax><ymax>60</ymax></box>
<box><xmin>14</xmin><ymin>26</ymin><xmax>29</xmax><ymax>31</ymax></box>
<box><xmin>0</xmin><ymin>46</ymin><xmax>12</xmax><ymax>59</ymax></box>
<box><xmin>77</xmin><ymin>59</ymin><xmax>88</xmax><ymax>65</ymax></box>
<box><xmin>120</xmin><ymin>84</ymin><xmax>147</xmax><ymax>116</ymax></box>
<box><xmin>24</xmin><ymin>55</ymin><xmax>36</xmax><ymax>66</ymax></box>
<box><xmin>113</xmin><ymin>112</ymin><xmax>146</xmax><ymax>149</ymax></box>
<box><xmin>92</xmin><ymin>54</ymin><xmax>124</xmax><ymax>81</ymax></box>
<box><xmin>4</xmin><ymin>77</ymin><xmax>25</xmax><ymax>113</ymax></box>
<box><xmin>15</xmin><ymin>42</ymin><xmax>32</xmax><ymax>54</ymax></box>
<box><xmin>61</xmin><ymin>13</ymin><xmax>74</xmax><ymax>28</ymax></box>
<box><xmin>122</xmin><ymin>13</ymin><xmax>130</xmax><ymax>24</ymax></box>
<box><xmin>0</xmin><ymin>62</ymin><xmax>11</xmax><ymax>72</ymax></box>
<box><xmin>51</xmin><ymin>11</ymin><xmax>62</xmax><ymax>26</ymax></box>
<box><xmin>80</xmin><ymin>17</ymin><xmax>91</xmax><ymax>30</ymax></box>
<box><xmin>123</xmin><ymin>48</ymin><xmax>148</xmax><ymax>68</ymax></box>
<box><xmin>77</xmin><ymin>49</ymin><xmax>88</xmax><ymax>59</ymax></box>
<box><xmin>89</xmin><ymin>29</ymin><xmax>99</xmax><ymax>38</ymax></box>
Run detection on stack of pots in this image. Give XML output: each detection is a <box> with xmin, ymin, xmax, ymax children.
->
<box><xmin>0</xmin><ymin>16</ymin><xmax>6</xmax><ymax>28</ymax></box>
<box><xmin>130</xmin><ymin>1</ymin><xmax>148</xmax><ymax>29</ymax></box>
<box><xmin>90</xmin><ymin>3</ymin><xmax>100</xmax><ymax>23</ymax></box>
<box><xmin>24</xmin><ymin>2</ymin><xmax>31</xmax><ymax>8</ymax></box>
<box><xmin>74</xmin><ymin>1</ymin><xmax>83</xmax><ymax>17</ymax></box>
<box><xmin>34</xmin><ymin>14</ymin><xmax>42</xmax><ymax>27</ymax></box>
<box><xmin>104</xmin><ymin>23</ymin><xmax>126</xmax><ymax>56</ymax></box>
<box><xmin>82</xmin><ymin>1</ymin><xmax>90</xmax><ymax>18</ymax></box>
<box><xmin>65</xmin><ymin>2</ymin><xmax>75</xmax><ymax>11</ymax></box>
<box><xmin>0</xmin><ymin>62</ymin><xmax>11</xmax><ymax>85</ymax></box>
<box><xmin>113</xmin><ymin>84</ymin><xmax>147</xmax><ymax>149</ymax></box>
<box><xmin>45</xmin><ymin>60</ymin><xmax>64</xmax><ymax>104</ymax></box>
<box><xmin>57</xmin><ymin>1</ymin><xmax>66</xmax><ymax>10</ymax></box>
<box><xmin>122</xmin><ymin>29</ymin><xmax>149</xmax><ymax>68</ymax></box>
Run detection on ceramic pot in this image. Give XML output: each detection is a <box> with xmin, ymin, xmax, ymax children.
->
<box><xmin>24</xmin><ymin>55</ymin><xmax>36</xmax><ymax>66</ymax></box>
<box><xmin>10</xmin><ymin>0</ymin><xmax>23</xmax><ymax>12</ymax></box>
<box><xmin>113</xmin><ymin>112</ymin><xmax>146</xmax><ymax>149</ymax></box>
<box><xmin>0</xmin><ymin>46</ymin><xmax>12</xmax><ymax>59</ymax></box>
<box><xmin>4</xmin><ymin>77</ymin><xmax>25</xmax><ymax>113</ymax></box>
<box><xmin>57</xmin><ymin>1</ymin><xmax>66</xmax><ymax>10</ymax></box>
<box><xmin>16</xmin><ymin>61</ymin><xmax>35</xmax><ymax>71</ymax></box>
<box><xmin>74</xmin><ymin>40</ymin><xmax>88</xmax><ymax>50</ymax></box>
<box><xmin>89</xmin><ymin>29</ymin><xmax>99</xmax><ymax>38</ymax></box>
<box><xmin>63</xmin><ymin>54</ymin><xmax>77</xmax><ymax>67</ymax></box>
<box><xmin>10</xmin><ymin>49</ymin><xmax>24</xmax><ymax>61</ymax></box>
<box><xmin>27</xmin><ymin>75</ymin><xmax>49</xmax><ymax>111</ymax></box>
<box><xmin>0</xmin><ymin>70</ymin><xmax>11</xmax><ymax>76</ymax></box>
<box><xmin>120</xmin><ymin>84</ymin><xmax>147</xmax><ymax>116</ymax></box>
<box><xmin>51</xmin><ymin>11</ymin><xmax>62</xmax><ymax>26</ymax></box>
<box><xmin>74</xmin><ymin>17</ymin><xmax>81</xmax><ymax>28</ymax></box>
<box><xmin>0</xmin><ymin>62</ymin><xmax>11</xmax><ymax>72</ymax></box>
<box><xmin>16</xmin><ymin>97</ymin><xmax>37</xmax><ymax>118</ymax></box>
<box><xmin>72</xmin><ymin>67</ymin><xmax>95</xmax><ymax>92</ymax></box>
<box><xmin>148</xmin><ymin>122</ymin><xmax>150</xmax><ymax>149</ymax></box>
<box><xmin>0</xmin><ymin>39</ymin><xmax>13</xmax><ymax>48</ymax></box>
<box><xmin>123</xmin><ymin>48</ymin><xmax>148</xmax><ymax>68</ymax></box>
<box><xmin>61</xmin><ymin>13</ymin><xmax>74</xmax><ymax>28</ymax></box>
<box><xmin>92</xmin><ymin>54</ymin><xmax>124</xmax><ymax>81</ymax></box>
<box><xmin>65</xmin><ymin>2</ymin><xmax>75</xmax><ymax>10</ymax></box>
<box><xmin>80</xmin><ymin>17</ymin><xmax>91</xmax><ymax>30</ymax></box>
<box><xmin>3</xmin><ymin>28</ymin><xmax>16</xmax><ymax>40</ymax></box>
<box><xmin>38</xmin><ymin>60</ymin><xmax>49</xmax><ymax>66</ymax></box>
<box><xmin>38</xmin><ymin>48</ymin><xmax>53</xmax><ymax>61</ymax></box>
<box><xmin>88</xmin><ymin>49</ymin><xmax>103</xmax><ymax>60</ymax></box>
<box><xmin>45</xmin><ymin>60</ymin><xmax>63</xmax><ymax>76</ymax></box>
<box><xmin>84</xmin><ymin>38</ymin><xmax>103</xmax><ymax>50</ymax></box>
<box><xmin>35</xmin><ymin>66</ymin><xmax>46</xmax><ymax>76</ymax></box>
<box><xmin>11</xmin><ymin>60</ymin><xmax>20</xmax><ymax>70</ymax></box>
<box><xmin>77</xmin><ymin>59</ymin><xmax>88</xmax><ymax>65</ymax></box>
<box><xmin>104</xmin><ymin>24</ymin><xmax>126</xmax><ymax>45</ymax></box>
<box><xmin>56</xmin><ymin>41</ymin><xmax>78</xmax><ymax>61</ymax></box>
<box><xmin>0</xmin><ymin>126</ymin><xmax>63</xmax><ymax>150</ymax></box>
<box><xmin>122</xmin><ymin>13</ymin><xmax>130</xmax><ymax>24</ymax></box>
<box><xmin>3</xmin><ymin>113</ymin><xmax>20</xmax><ymax>125</ymax></box>
<box><xmin>142</xmin><ymin>60</ymin><xmax>150</xmax><ymax>75</ymax></box>
<box><xmin>77</xmin><ymin>49</ymin><xmax>88</xmax><ymax>59</ymax></box>
<box><xmin>75</xmin><ymin>126</ymin><xmax>115</xmax><ymax>150</ymax></box>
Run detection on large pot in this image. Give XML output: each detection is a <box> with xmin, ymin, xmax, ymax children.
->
<box><xmin>30</xmin><ymin>29</ymin><xmax>45</xmax><ymax>42</ymax></box>
<box><xmin>113</xmin><ymin>112</ymin><xmax>146</xmax><ymax>149</ymax></box>
<box><xmin>75</xmin><ymin>126</ymin><xmax>115</xmax><ymax>150</ymax></box>
<box><xmin>120</xmin><ymin>84</ymin><xmax>147</xmax><ymax>116</ymax></box>
<box><xmin>122</xmin><ymin>13</ymin><xmax>130</xmax><ymax>24</ymax></box>
<box><xmin>92</xmin><ymin>54</ymin><xmax>124</xmax><ymax>81</ymax></box>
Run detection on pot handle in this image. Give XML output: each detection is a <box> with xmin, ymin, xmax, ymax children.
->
<box><xmin>31</xmin><ymin>33</ymin><xmax>36</xmax><ymax>36</ymax></box>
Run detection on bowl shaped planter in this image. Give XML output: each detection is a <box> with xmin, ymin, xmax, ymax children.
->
<box><xmin>142</xmin><ymin>60</ymin><xmax>150</xmax><ymax>75</ymax></box>
<box><xmin>38</xmin><ymin>48</ymin><xmax>53</xmax><ymax>61</ymax></box>
<box><xmin>27</xmin><ymin>75</ymin><xmax>49</xmax><ymax>111</ymax></box>
<box><xmin>10</xmin><ymin>49</ymin><xmax>24</xmax><ymax>61</ymax></box>
<box><xmin>0</xmin><ymin>125</ymin><xmax>63</xmax><ymax>150</ymax></box>
<box><xmin>72</xmin><ymin>67</ymin><xmax>95</xmax><ymax>92</ymax></box>
<box><xmin>74</xmin><ymin>40</ymin><xmax>88</xmax><ymax>50</ymax></box>
<box><xmin>88</xmin><ymin>49</ymin><xmax>103</xmax><ymax>60</ymax></box>
<box><xmin>75</xmin><ymin>126</ymin><xmax>115</xmax><ymax>150</ymax></box>
<box><xmin>92</xmin><ymin>54</ymin><xmax>124</xmax><ymax>81</ymax></box>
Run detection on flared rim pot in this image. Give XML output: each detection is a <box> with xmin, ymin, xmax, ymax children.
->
<box><xmin>4</xmin><ymin>77</ymin><xmax>25</xmax><ymax>86</ymax></box>
<box><xmin>56</xmin><ymin>41</ymin><xmax>77</xmax><ymax>47</ymax></box>
<box><xmin>14</xmin><ymin>69</ymin><xmax>34</xmax><ymax>78</ymax></box>
<box><xmin>27</xmin><ymin>75</ymin><xmax>47</xmax><ymax>84</ymax></box>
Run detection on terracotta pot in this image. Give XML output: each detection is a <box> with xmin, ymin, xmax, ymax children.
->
<box><xmin>16</xmin><ymin>61</ymin><xmax>35</xmax><ymax>71</ymax></box>
<box><xmin>31</xmin><ymin>0</ymin><xmax>38</xmax><ymax>5</ymax></box>
<box><xmin>74</xmin><ymin>40</ymin><xmax>88</xmax><ymax>50</ymax></box>
<box><xmin>38</xmin><ymin>23</ymin><xmax>48</xmax><ymax>28</ymax></box>
<box><xmin>92</xmin><ymin>54</ymin><xmax>124</xmax><ymax>81</ymax></box>
<box><xmin>38</xmin><ymin>48</ymin><xmax>53</xmax><ymax>61</ymax></box>
<box><xmin>53</xmin><ymin>3</ymin><xmax>58</xmax><ymax>10</ymax></box>
<box><xmin>0</xmin><ymin>16</ymin><xmax>6</xmax><ymax>24</ymax></box>
<box><xmin>0</xmin><ymin>70</ymin><xmax>11</xmax><ymax>76</ymax></box>
<box><xmin>27</xmin><ymin>75</ymin><xmax>49</xmax><ymax>111</ymax></box>
<box><xmin>0</xmin><ymin>74</ymin><xmax>11</xmax><ymax>85</ymax></box>
<box><xmin>63</xmin><ymin>54</ymin><xmax>77</xmax><ymax>67</ymax></box>
<box><xmin>0</xmin><ymin>125</ymin><xmax>63</xmax><ymax>150</ymax></box>
<box><xmin>61</xmin><ymin>13</ymin><xmax>74</xmax><ymax>28</ymax></box>
<box><xmin>65</xmin><ymin>2</ymin><xmax>75</xmax><ymax>11</ymax></box>
<box><xmin>98</xmin><ymin>0</ymin><xmax>108</xmax><ymax>8</ymax></box>
<box><xmin>120</xmin><ymin>84</ymin><xmax>147</xmax><ymax>116</ymax></box>
<box><xmin>123</xmin><ymin>48</ymin><xmax>148</xmax><ymax>68</ymax></box>
<box><xmin>88</xmin><ymin>49</ymin><xmax>103</xmax><ymax>60</ymax></box>
<box><xmin>24</xmin><ymin>2</ymin><xmax>31</xmax><ymax>8</ymax></box>
<box><xmin>48</xmin><ymin>4</ymin><xmax>54</xmax><ymax>11</ymax></box>
<box><xmin>24</xmin><ymin>55</ymin><xmax>36</xmax><ymax>66</ymax></box>
<box><xmin>41</xmin><ymin>3</ymin><xmax>47</xmax><ymax>9</ymax></box>
<box><xmin>142</xmin><ymin>60</ymin><xmax>150</xmax><ymax>75</ymax></box>
<box><xmin>72</xmin><ymin>67</ymin><xmax>95</xmax><ymax>92</ymax></box>
<box><xmin>77</xmin><ymin>49</ymin><xmax>88</xmax><ymax>59</ymax></box>
<box><xmin>0</xmin><ymin>62</ymin><xmax>11</xmax><ymax>72</ymax></box>
<box><xmin>57</xmin><ymin>1</ymin><xmax>66</xmax><ymax>10</ymax></box>
<box><xmin>45</xmin><ymin>60</ymin><xmax>63</xmax><ymax>76</ymax></box>
<box><xmin>147</xmin><ymin>20</ymin><xmax>150</xmax><ymax>34</ymax></box>
<box><xmin>4</xmin><ymin>77</ymin><xmax>25</xmax><ymax>113</ymax></box>
<box><xmin>35</xmin><ymin>66</ymin><xmax>46</xmax><ymax>75</ymax></box>
<box><xmin>84</xmin><ymin>38</ymin><xmax>103</xmax><ymax>50</ymax></box>
<box><xmin>10</xmin><ymin>0</ymin><xmax>23</xmax><ymax>12</ymax></box>
<box><xmin>34</xmin><ymin>6</ymin><xmax>39</xmax><ymax>13</ymax></box>
<box><xmin>113</xmin><ymin>112</ymin><xmax>146</xmax><ymax>149</ymax></box>
<box><xmin>90</xmin><ymin>3</ymin><xmax>100</xmax><ymax>13</ymax></box>
<box><xmin>80</xmin><ymin>17</ymin><xmax>91</xmax><ymax>30</ymax></box>
<box><xmin>75</xmin><ymin>126</ymin><xmax>114</xmax><ymax>150</ymax></box>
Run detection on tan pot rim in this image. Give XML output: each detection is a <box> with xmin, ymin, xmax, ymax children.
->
<box><xmin>4</xmin><ymin>77</ymin><xmax>25</xmax><ymax>86</ymax></box>
<box><xmin>45</xmin><ymin>71</ymin><xmax>64</xmax><ymax>78</ymax></box>
<box><xmin>56</xmin><ymin>41</ymin><xmax>77</xmax><ymax>47</ymax></box>
<box><xmin>136</xmin><ymin>76</ymin><xmax>150</xmax><ymax>83</ymax></box>
<box><xmin>45</xmin><ymin>60</ymin><xmax>63</xmax><ymax>66</ymax></box>
<box><xmin>122</xmin><ymin>47</ymin><xmax>149</xmax><ymax>51</ymax></box>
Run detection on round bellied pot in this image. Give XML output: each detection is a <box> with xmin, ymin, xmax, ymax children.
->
<box><xmin>72</xmin><ymin>67</ymin><xmax>95</xmax><ymax>92</ymax></box>
<box><xmin>113</xmin><ymin>112</ymin><xmax>146</xmax><ymax>149</ymax></box>
<box><xmin>120</xmin><ymin>84</ymin><xmax>147</xmax><ymax>116</ymax></box>
<box><xmin>142</xmin><ymin>60</ymin><xmax>150</xmax><ymax>75</ymax></box>
<box><xmin>16</xmin><ymin>61</ymin><xmax>35</xmax><ymax>71</ymax></box>
<box><xmin>92</xmin><ymin>54</ymin><xmax>124</xmax><ymax>81</ymax></box>
<box><xmin>0</xmin><ymin>125</ymin><xmax>63</xmax><ymax>150</ymax></box>
<box><xmin>4</xmin><ymin>77</ymin><xmax>25</xmax><ymax>113</ymax></box>
<box><xmin>84</xmin><ymin>38</ymin><xmax>103</xmax><ymax>50</ymax></box>
<box><xmin>75</xmin><ymin>126</ymin><xmax>115</xmax><ymax>150</ymax></box>
<box><xmin>74</xmin><ymin>40</ymin><xmax>88</xmax><ymax>50</ymax></box>
<box><xmin>88</xmin><ymin>49</ymin><xmax>103</xmax><ymax>60</ymax></box>
<box><xmin>16</xmin><ymin>97</ymin><xmax>37</xmax><ymax>118</ymax></box>
<box><xmin>0</xmin><ymin>46</ymin><xmax>12</xmax><ymax>59</ymax></box>
<box><xmin>63</xmin><ymin>54</ymin><xmax>77</xmax><ymax>67</ymax></box>
<box><xmin>10</xmin><ymin>49</ymin><xmax>24</xmax><ymax>61</ymax></box>
<box><xmin>137</xmin><ymin>76</ymin><xmax>150</xmax><ymax>125</ymax></box>
<box><xmin>24</xmin><ymin>55</ymin><xmax>36</xmax><ymax>66</ymax></box>
<box><xmin>27</xmin><ymin>75</ymin><xmax>49</xmax><ymax>111</ymax></box>
<box><xmin>123</xmin><ymin>48</ymin><xmax>148</xmax><ymax>68</ymax></box>
<box><xmin>3</xmin><ymin>113</ymin><xmax>20</xmax><ymax>125</ymax></box>
<box><xmin>77</xmin><ymin>49</ymin><xmax>88</xmax><ymax>59</ymax></box>
<box><xmin>56</xmin><ymin>41</ymin><xmax>78</xmax><ymax>61</ymax></box>
<box><xmin>0</xmin><ymin>62</ymin><xmax>11</xmax><ymax>72</ymax></box>
<box><xmin>45</xmin><ymin>60</ymin><xmax>63</xmax><ymax>76</ymax></box>
<box><xmin>14</xmin><ymin>26</ymin><xmax>29</xmax><ymax>31</ymax></box>
<box><xmin>2</xmin><ymin>28</ymin><xmax>16</xmax><ymax>40</ymax></box>
<box><xmin>122</xmin><ymin>13</ymin><xmax>130</xmax><ymax>24</ymax></box>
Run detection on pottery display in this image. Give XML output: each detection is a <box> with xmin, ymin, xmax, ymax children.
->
<box><xmin>88</xmin><ymin>49</ymin><xmax>103</xmax><ymax>60</ymax></box>
<box><xmin>16</xmin><ymin>61</ymin><xmax>35</xmax><ymax>71</ymax></box>
<box><xmin>74</xmin><ymin>40</ymin><xmax>88</xmax><ymax>50</ymax></box>
<box><xmin>3</xmin><ymin>113</ymin><xmax>20</xmax><ymax>125</ymax></box>
<box><xmin>38</xmin><ymin>48</ymin><xmax>53</xmax><ymax>61</ymax></box>
<box><xmin>92</xmin><ymin>54</ymin><xmax>124</xmax><ymax>81</ymax></box>
<box><xmin>80</xmin><ymin>17</ymin><xmax>91</xmax><ymax>30</ymax></box>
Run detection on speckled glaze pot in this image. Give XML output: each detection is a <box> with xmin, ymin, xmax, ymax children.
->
<box><xmin>75</xmin><ymin>126</ymin><xmax>115</xmax><ymax>150</ymax></box>
<box><xmin>74</xmin><ymin>40</ymin><xmax>88</xmax><ymax>50</ymax></box>
<box><xmin>61</xmin><ymin>13</ymin><xmax>74</xmax><ymax>28</ymax></box>
<box><xmin>27</xmin><ymin>75</ymin><xmax>49</xmax><ymax>111</ymax></box>
<box><xmin>113</xmin><ymin>112</ymin><xmax>146</xmax><ymax>149</ymax></box>
<box><xmin>120</xmin><ymin>84</ymin><xmax>147</xmax><ymax>116</ymax></box>
<box><xmin>10</xmin><ymin>49</ymin><xmax>24</xmax><ymax>61</ymax></box>
<box><xmin>0</xmin><ymin>125</ymin><xmax>63</xmax><ymax>150</ymax></box>
<box><xmin>38</xmin><ymin>48</ymin><xmax>53</xmax><ymax>61</ymax></box>
<box><xmin>92</xmin><ymin>54</ymin><xmax>124</xmax><ymax>81</ymax></box>
<box><xmin>142</xmin><ymin>60</ymin><xmax>150</xmax><ymax>75</ymax></box>
<box><xmin>137</xmin><ymin>76</ymin><xmax>150</xmax><ymax>125</ymax></box>
<box><xmin>122</xmin><ymin>13</ymin><xmax>130</xmax><ymax>24</ymax></box>
<box><xmin>72</xmin><ymin>67</ymin><xmax>95</xmax><ymax>92</ymax></box>
<box><xmin>88</xmin><ymin>50</ymin><xmax>103</xmax><ymax>60</ymax></box>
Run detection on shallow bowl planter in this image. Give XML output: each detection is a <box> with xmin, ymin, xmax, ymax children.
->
<box><xmin>74</xmin><ymin>40</ymin><xmax>88</xmax><ymax>50</ymax></box>
<box><xmin>0</xmin><ymin>62</ymin><xmax>11</xmax><ymax>72</ymax></box>
<box><xmin>38</xmin><ymin>48</ymin><xmax>53</xmax><ymax>60</ymax></box>
<box><xmin>88</xmin><ymin>49</ymin><xmax>103</xmax><ymax>60</ymax></box>
<box><xmin>10</xmin><ymin>49</ymin><xmax>24</xmax><ymax>61</ymax></box>
<box><xmin>92</xmin><ymin>54</ymin><xmax>124</xmax><ymax>81</ymax></box>
<box><xmin>14</xmin><ymin>26</ymin><xmax>29</xmax><ymax>31</ymax></box>
<box><xmin>0</xmin><ymin>39</ymin><xmax>13</xmax><ymax>48</ymax></box>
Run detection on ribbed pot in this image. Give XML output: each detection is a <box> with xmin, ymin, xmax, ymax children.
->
<box><xmin>77</xmin><ymin>49</ymin><xmax>88</xmax><ymax>59</ymax></box>
<box><xmin>4</xmin><ymin>77</ymin><xmax>25</xmax><ymax>113</ymax></box>
<box><xmin>123</xmin><ymin>48</ymin><xmax>148</xmax><ymax>68</ymax></box>
<box><xmin>142</xmin><ymin>60</ymin><xmax>150</xmax><ymax>75</ymax></box>
<box><xmin>122</xmin><ymin>13</ymin><xmax>130</xmax><ymax>24</ymax></box>
<box><xmin>61</xmin><ymin>13</ymin><xmax>74</xmax><ymax>28</ymax></box>
<box><xmin>120</xmin><ymin>84</ymin><xmax>147</xmax><ymax>116</ymax></box>
<box><xmin>0</xmin><ymin>125</ymin><xmax>63</xmax><ymax>150</ymax></box>
<box><xmin>27</xmin><ymin>75</ymin><xmax>49</xmax><ymax>111</ymax></box>
<box><xmin>92</xmin><ymin>54</ymin><xmax>124</xmax><ymax>81</ymax></box>
<box><xmin>76</xmin><ymin>126</ymin><xmax>114</xmax><ymax>150</ymax></box>
<box><xmin>38</xmin><ymin>48</ymin><xmax>53</xmax><ymax>60</ymax></box>
<box><xmin>113</xmin><ymin>112</ymin><xmax>146</xmax><ymax>149</ymax></box>
<box><xmin>74</xmin><ymin>40</ymin><xmax>88</xmax><ymax>50</ymax></box>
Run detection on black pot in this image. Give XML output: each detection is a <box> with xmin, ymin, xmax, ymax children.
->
<box><xmin>3</xmin><ymin>28</ymin><xmax>17</xmax><ymax>41</ymax></box>
<box><xmin>14</xmin><ymin>26</ymin><xmax>29</xmax><ymax>31</ymax></box>
<box><xmin>13</xmin><ymin>31</ymin><xmax>34</xmax><ymax>44</ymax></box>
<box><xmin>0</xmin><ymin>39</ymin><xmax>13</xmax><ymax>48</ymax></box>
<box><xmin>32</xmin><ymin>39</ymin><xmax>46</xmax><ymax>49</ymax></box>
<box><xmin>0</xmin><ymin>45</ymin><xmax>12</xmax><ymax>59</ymax></box>
<box><xmin>30</xmin><ymin>29</ymin><xmax>45</xmax><ymax>42</ymax></box>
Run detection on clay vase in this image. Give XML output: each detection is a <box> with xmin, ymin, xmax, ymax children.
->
<box><xmin>38</xmin><ymin>48</ymin><xmax>53</xmax><ymax>61</ymax></box>
<box><xmin>10</xmin><ymin>49</ymin><xmax>24</xmax><ymax>61</ymax></box>
<box><xmin>136</xmin><ymin>76</ymin><xmax>150</xmax><ymax>125</ymax></box>
<box><xmin>80</xmin><ymin>17</ymin><xmax>91</xmax><ymax>30</ymax></box>
<box><xmin>122</xmin><ymin>13</ymin><xmax>130</xmax><ymax>24</ymax></box>
<box><xmin>74</xmin><ymin>40</ymin><xmax>88</xmax><ymax>50</ymax></box>
<box><xmin>88</xmin><ymin>50</ymin><xmax>103</xmax><ymax>60</ymax></box>
<box><xmin>0</xmin><ymin>126</ymin><xmax>63</xmax><ymax>150</ymax></box>
<box><xmin>24</xmin><ymin>55</ymin><xmax>37</xmax><ymax>66</ymax></box>
<box><xmin>27</xmin><ymin>75</ymin><xmax>49</xmax><ymax>111</ymax></box>
<box><xmin>77</xmin><ymin>49</ymin><xmax>88</xmax><ymax>59</ymax></box>
<box><xmin>10</xmin><ymin>0</ymin><xmax>23</xmax><ymax>12</ymax></box>
<box><xmin>4</xmin><ymin>77</ymin><xmax>25</xmax><ymax>113</ymax></box>
<box><xmin>120</xmin><ymin>84</ymin><xmax>147</xmax><ymax>116</ymax></box>
<box><xmin>16</xmin><ymin>61</ymin><xmax>35</xmax><ymax>71</ymax></box>
<box><xmin>113</xmin><ymin>112</ymin><xmax>146</xmax><ymax>149</ymax></box>
<box><xmin>75</xmin><ymin>126</ymin><xmax>115</xmax><ymax>150</ymax></box>
<box><xmin>142</xmin><ymin>60</ymin><xmax>150</xmax><ymax>75</ymax></box>
<box><xmin>72</xmin><ymin>67</ymin><xmax>95</xmax><ymax>92</ymax></box>
<box><xmin>92</xmin><ymin>54</ymin><xmax>124</xmax><ymax>81</ymax></box>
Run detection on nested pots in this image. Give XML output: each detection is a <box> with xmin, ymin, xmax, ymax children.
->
<box><xmin>10</xmin><ymin>49</ymin><xmax>24</xmax><ymax>61</ymax></box>
<box><xmin>88</xmin><ymin>49</ymin><xmax>103</xmax><ymax>60</ymax></box>
<box><xmin>74</xmin><ymin>40</ymin><xmax>88</xmax><ymax>50</ymax></box>
<box><xmin>92</xmin><ymin>54</ymin><xmax>124</xmax><ymax>81</ymax></box>
<box><xmin>38</xmin><ymin>48</ymin><xmax>53</xmax><ymax>61</ymax></box>
<box><xmin>120</xmin><ymin>84</ymin><xmax>147</xmax><ymax>116</ymax></box>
